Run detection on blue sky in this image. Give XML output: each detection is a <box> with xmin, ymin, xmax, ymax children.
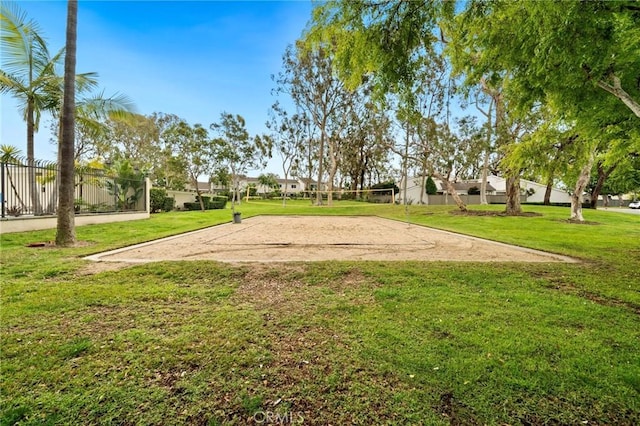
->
<box><xmin>1</xmin><ymin>0</ymin><xmax>314</xmax><ymax>174</ymax></box>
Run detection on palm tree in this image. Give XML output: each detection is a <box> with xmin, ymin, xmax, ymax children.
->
<box><xmin>1</xmin><ymin>3</ymin><xmax>62</xmax><ymax>214</ymax></box>
<box><xmin>56</xmin><ymin>0</ymin><xmax>77</xmax><ymax>246</ymax></box>
<box><xmin>0</xmin><ymin>144</ymin><xmax>26</xmax><ymax>213</ymax></box>
<box><xmin>2</xmin><ymin>3</ymin><xmax>133</xmax><ymax>217</ymax></box>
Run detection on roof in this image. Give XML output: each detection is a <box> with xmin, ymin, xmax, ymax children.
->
<box><xmin>454</xmin><ymin>182</ymin><xmax>496</xmax><ymax>192</ymax></box>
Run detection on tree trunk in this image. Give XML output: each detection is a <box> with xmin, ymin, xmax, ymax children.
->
<box><xmin>589</xmin><ymin>162</ymin><xmax>616</xmax><ymax>209</ymax></box>
<box><xmin>544</xmin><ymin>180</ymin><xmax>553</xmax><ymax>205</ymax></box>
<box><xmin>570</xmin><ymin>152</ymin><xmax>595</xmax><ymax>222</ymax></box>
<box><xmin>27</xmin><ymin>99</ymin><xmax>43</xmax><ymax>215</ymax></box>
<box><xmin>419</xmin><ymin>158</ymin><xmax>427</xmax><ymax>205</ymax></box>
<box><xmin>480</xmin><ymin>149</ymin><xmax>489</xmax><ymax>205</ymax></box>
<box><xmin>326</xmin><ymin>138</ymin><xmax>337</xmax><ymax>206</ymax></box>
<box><xmin>504</xmin><ymin>175</ymin><xmax>522</xmax><ymax>215</ymax></box>
<box><xmin>282</xmin><ymin>167</ymin><xmax>288</xmax><ymax>207</ymax></box>
<box><xmin>193</xmin><ymin>177</ymin><xmax>206</xmax><ymax>211</ymax></box>
<box><xmin>402</xmin><ymin>123</ymin><xmax>409</xmax><ymax>208</ymax></box>
<box><xmin>480</xmin><ymin>99</ymin><xmax>492</xmax><ymax>205</ymax></box>
<box><xmin>230</xmin><ymin>170</ymin><xmax>239</xmax><ymax>213</ymax></box>
<box><xmin>56</xmin><ymin>0</ymin><xmax>77</xmax><ymax>246</ymax></box>
<box><xmin>315</xmin><ymin>122</ymin><xmax>326</xmax><ymax>206</ymax></box>
<box><xmin>434</xmin><ymin>171</ymin><xmax>467</xmax><ymax>212</ymax></box>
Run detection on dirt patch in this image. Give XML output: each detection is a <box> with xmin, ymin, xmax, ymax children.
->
<box><xmin>26</xmin><ymin>240</ymin><xmax>93</xmax><ymax>248</ymax></box>
<box><xmin>84</xmin><ymin>216</ymin><xmax>577</xmax><ymax>264</ymax></box>
<box><xmin>544</xmin><ymin>281</ymin><xmax>640</xmax><ymax>315</ymax></box>
<box><xmin>232</xmin><ymin>266</ymin><xmax>310</xmax><ymax>309</ymax></box>
<box><xmin>556</xmin><ymin>219</ymin><xmax>602</xmax><ymax>225</ymax></box>
<box><xmin>450</xmin><ymin>210</ymin><xmax>543</xmax><ymax>217</ymax></box>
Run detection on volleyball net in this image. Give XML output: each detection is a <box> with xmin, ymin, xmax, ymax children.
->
<box><xmin>303</xmin><ymin>188</ymin><xmax>397</xmax><ymax>204</ymax></box>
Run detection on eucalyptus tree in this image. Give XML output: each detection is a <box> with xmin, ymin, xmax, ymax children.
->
<box><xmin>339</xmin><ymin>102</ymin><xmax>393</xmax><ymax>197</ymax></box>
<box><xmin>106</xmin><ymin>113</ymin><xmax>160</xmax><ymax>170</ymax></box>
<box><xmin>153</xmin><ymin>112</ymin><xmax>188</xmax><ymax>190</ymax></box>
<box><xmin>165</xmin><ymin>120</ymin><xmax>213</xmax><ymax>211</ymax></box>
<box><xmin>273</xmin><ymin>42</ymin><xmax>350</xmax><ymax>206</ymax></box>
<box><xmin>55</xmin><ymin>0</ymin><xmax>78</xmax><ymax>246</ymax></box>
<box><xmin>266</xmin><ymin>102</ymin><xmax>309</xmax><ymax>206</ymax></box>
<box><xmin>429</xmin><ymin>117</ymin><xmax>484</xmax><ymax>212</ymax></box>
<box><xmin>307</xmin><ymin>0</ymin><xmax>640</xmax><ymax>220</ymax></box>
<box><xmin>211</xmin><ymin>112</ymin><xmax>269</xmax><ymax>212</ymax></box>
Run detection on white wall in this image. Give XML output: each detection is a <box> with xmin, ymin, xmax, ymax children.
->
<box><xmin>0</xmin><ymin>212</ymin><xmax>150</xmax><ymax>234</ymax></box>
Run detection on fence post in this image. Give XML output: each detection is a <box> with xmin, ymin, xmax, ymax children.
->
<box><xmin>145</xmin><ymin>177</ymin><xmax>151</xmax><ymax>213</ymax></box>
<box><xmin>1</xmin><ymin>162</ymin><xmax>5</xmax><ymax>218</ymax></box>
<box><xmin>113</xmin><ymin>177</ymin><xmax>118</xmax><ymax>212</ymax></box>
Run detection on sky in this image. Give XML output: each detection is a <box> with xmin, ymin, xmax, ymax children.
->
<box><xmin>1</xmin><ymin>0</ymin><xmax>315</xmax><ymax>175</ymax></box>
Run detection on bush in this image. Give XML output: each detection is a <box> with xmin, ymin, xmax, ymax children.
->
<box><xmin>163</xmin><ymin>197</ymin><xmax>175</xmax><ymax>212</ymax></box>
<box><xmin>217</xmin><ymin>190</ymin><xmax>231</xmax><ymax>199</ymax></box>
<box><xmin>340</xmin><ymin>192</ymin><xmax>355</xmax><ymax>200</ymax></box>
<box><xmin>425</xmin><ymin>177</ymin><xmax>438</xmax><ymax>195</ymax></box>
<box><xmin>183</xmin><ymin>202</ymin><xmax>202</xmax><ymax>211</ymax></box>
<box><xmin>150</xmin><ymin>188</ymin><xmax>168</xmax><ymax>213</ymax></box>
<box><xmin>208</xmin><ymin>196</ymin><xmax>228</xmax><ymax>209</ymax></box>
<box><xmin>467</xmin><ymin>186</ymin><xmax>480</xmax><ymax>195</ymax></box>
<box><xmin>195</xmin><ymin>195</ymin><xmax>211</xmax><ymax>206</ymax></box>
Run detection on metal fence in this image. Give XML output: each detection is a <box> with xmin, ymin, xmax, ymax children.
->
<box><xmin>1</xmin><ymin>158</ymin><xmax>147</xmax><ymax>218</ymax></box>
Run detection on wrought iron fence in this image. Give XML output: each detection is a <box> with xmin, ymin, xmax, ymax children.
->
<box><xmin>1</xmin><ymin>157</ymin><xmax>147</xmax><ymax>218</ymax></box>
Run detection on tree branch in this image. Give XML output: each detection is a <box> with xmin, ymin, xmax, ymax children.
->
<box><xmin>596</xmin><ymin>74</ymin><xmax>640</xmax><ymax>118</ymax></box>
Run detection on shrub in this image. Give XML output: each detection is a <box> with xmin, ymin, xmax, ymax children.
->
<box><xmin>208</xmin><ymin>196</ymin><xmax>228</xmax><ymax>209</ymax></box>
<box><xmin>195</xmin><ymin>195</ymin><xmax>211</xmax><ymax>206</ymax></box>
<box><xmin>425</xmin><ymin>176</ymin><xmax>438</xmax><ymax>195</ymax></box>
<box><xmin>468</xmin><ymin>186</ymin><xmax>480</xmax><ymax>195</ymax></box>
<box><xmin>88</xmin><ymin>203</ymin><xmax>110</xmax><ymax>213</ymax></box>
<box><xmin>150</xmin><ymin>188</ymin><xmax>168</xmax><ymax>213</ymax></box>
<box><xmin>340</xmin><ymin>192</ymin><xmax>355</xmax><ymax>200</ymax></box>
<box><xmin>183</xmin><ymin>202</ymin><xmax>202</xmax><ymax>211</ymax></box>
<box><xmin>163</xmin><ymin>197</ymin><xmax>175</xmax><ymax>212</ymax></box>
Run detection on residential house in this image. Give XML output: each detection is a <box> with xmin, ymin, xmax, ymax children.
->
<box><xmin>474</xmin><ymin>176</ymin><xmax>571</xmax><ymax>204</ymax></box>
<box><xmin>235</xmin><ymin>175</ymin><xmax>302</xmax><ymax>196</ymax></box>
<box><xmin>397</xmin><ymin>174</ymin><xmax>571</xmax><ymax>205</ymax></box>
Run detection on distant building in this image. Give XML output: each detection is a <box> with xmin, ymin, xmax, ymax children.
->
<box><xmin>185</xmin><ymin>181</ymin><xmax>213</xmax><ymax>193</ymax></box>
<box><xmin>397</xmin><ymin>175</ymin><xmax>571</xmax><ymax>205</ymax></box>
<box><xmin>236</xmin><ymin>175</ymin><xmax>301</xmax><ymax>196</ymax></box>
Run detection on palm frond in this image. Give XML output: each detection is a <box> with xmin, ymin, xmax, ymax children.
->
<box><xmin>0</xmin><ymin>144</ymin><xmax>23</xmax><ymax>162</ymax></box>
<box><xmin>0</xmin><ymin>69</ymin><xmax>26</xmax><ymax>95</ymax></box>
<box><xmin>0</xmin><ymin>2</ymin><xmax>52</xmax><ymax>77</ymax></box>
<box><xmin>79</xmin><ymin>91</ymin><xmax>137</xmax><ymax>120</ymax></box>
<box><xmin>75</xmin><ymin>72</ymin><xmax>99</xmax><ymax>93</ymax></box>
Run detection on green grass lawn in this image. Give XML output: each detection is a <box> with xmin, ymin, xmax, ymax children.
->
<box><xmin>1</xmin><ymin>201</ymin><xmax>639</xmax><ymax>425</ymax></box>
